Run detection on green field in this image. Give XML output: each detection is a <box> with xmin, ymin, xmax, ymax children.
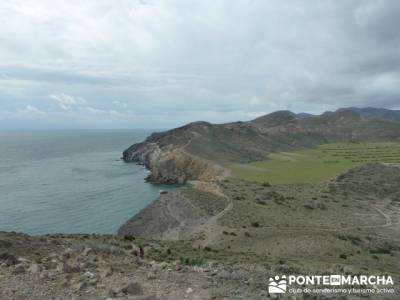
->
<box><xmin>230</xmin><ymin>143</ymin><xmax>400</xmax><ymax>184</ymax></box>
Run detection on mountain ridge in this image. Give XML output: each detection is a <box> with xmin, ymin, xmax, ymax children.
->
<box><xmin>123</xmin><ymin>107</ymin><xmax>400</xmax><ymax>184</ymax></box>
<box><xmin>336</xmin><ymin>107</ymin><xmax>400</xmax><ymax>122</ymax></box>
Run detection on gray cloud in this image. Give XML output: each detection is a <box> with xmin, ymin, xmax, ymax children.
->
<box><xmin>0</xmin><ymin>0</ymin><xmax>399</xmax><ymax>129</ymax></box>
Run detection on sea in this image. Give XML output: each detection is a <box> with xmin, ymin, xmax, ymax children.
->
<box><xmin>0</xmin><ymin>130</ymin><xmax>173</xmax><ymax>235</ymax></box>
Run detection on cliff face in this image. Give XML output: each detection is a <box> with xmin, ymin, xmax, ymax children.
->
<box><xmin>123</xmin><ymin>136</ymin><xmax>225</xmax><ymax>184</ymax></box>
<box><xmin>123</xmin><ymin>109</ymin><xmax>400</xmax><ymax>184</ymax></box>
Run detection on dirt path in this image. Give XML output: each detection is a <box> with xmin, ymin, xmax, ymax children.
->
<box><xmin>164</xmin><ymin>196</ymin><xmax>184</xmax><ymax>240</ymax></box>
<box><xmin>162</xmin><ymin>186</ymin><xmax>233</xmax><ymax>242</ymax></box>
<box><xmin>201</xmin><ymin>196</ymin><xmax>233</xmax><ymax>247</ymax></box>
<box><xmin>195</xmin><ymin>183</ymin><xmax>234</xmax><ymax>247</ymax></box>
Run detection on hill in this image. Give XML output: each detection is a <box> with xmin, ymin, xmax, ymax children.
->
<box><xmin>123</xmin><ymin>108</ymin><xmax>400</xmax><ymax>183</ymax></box>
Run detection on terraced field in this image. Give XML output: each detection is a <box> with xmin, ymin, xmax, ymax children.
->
<box><xmin>230</xmin><ymin>143</ymin><xmax>400</xmax><ymax>184</ymax></box>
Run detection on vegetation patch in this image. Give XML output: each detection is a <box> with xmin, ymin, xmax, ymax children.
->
<box><xmin>230</xmin><ymin>143</ymin><xmax>400</xmax><ymax>184</ymax></box>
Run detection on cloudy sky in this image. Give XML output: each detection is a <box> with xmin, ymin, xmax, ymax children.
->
<box><xmin>1</xmin><ymin>0</ymin><xmax>400</xmax><ymax>129</ymax></box>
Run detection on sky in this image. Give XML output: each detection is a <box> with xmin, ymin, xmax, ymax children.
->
<box><xmin>1</xmin><ymin>0</ymin><xmax>400</xmax><ymax>129</ymax></box>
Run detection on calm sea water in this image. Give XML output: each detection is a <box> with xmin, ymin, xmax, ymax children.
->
<box><xmin>0</xmin><ymin>130</ymin><xmax>172</xmax><ymax>235</ymax></box>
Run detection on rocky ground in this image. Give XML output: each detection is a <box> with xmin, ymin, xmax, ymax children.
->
<box><xmin>1</xmin><ymin>231</ymin><xmax>269</xmax><ymax>300</ymax></box>
<box><xmin>1</xmin><ymin>231</ymin><xmax>397</xmax><ymax>300</ymax></box>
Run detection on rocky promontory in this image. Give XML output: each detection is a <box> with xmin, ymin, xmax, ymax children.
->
<box><xmin>123</xmin><ymin>131</ymin><xmax>226</xmax><ymax>184</ymax></box>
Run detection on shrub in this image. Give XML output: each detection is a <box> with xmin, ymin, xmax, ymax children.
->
<box><xmin>180</xmin><ymin>256</ymin><xmax>204</xmax><ymax>266</ymax></box>
<box><xmin>123</xmin><ymin>235</ymin><xmax>135</xmax><ymax>241</ymax></box>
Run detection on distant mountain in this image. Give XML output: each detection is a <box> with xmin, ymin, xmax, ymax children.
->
<box><xmin>296</xmin><ymin>112</ymin><xmax>315</xmax><ymax>118</ymax></box>
<box><xmin>251</xmin><ymin>110</ymin><xmax>297</xmax><ymax>127</ymax></box>
<box><xmin>123</xmin><ymin>108</ymin><xmax>400</xmax><ymax>183</ymax></box>
<box><xmin>337</xmin><ymin>107</ymin><xmax>400</xmax><ymax>122</ymax></box>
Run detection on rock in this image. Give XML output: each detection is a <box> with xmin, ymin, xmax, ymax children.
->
<box><xmin>56</xmin><ymin>263</ymin><xmax>64</xmax><ymax>273</ymax></box>
<box><xmin>79</xmin><ymin>261</ymin><xmax>89</xmax><ymax>270</ymax></box>
<box><xmin>122</xmin><ymin>282</ymin><xmax>144</xmax><ymax>295</ymax></box>
<box><xmin>75</xmin><ymin>281</ymin><xmax>89</xmax><ymax>291</ymax></box>
<box><xmin>186</xmin><ymin>287</ymin><xmax>193</xmax><ymax>294</ymax></box>
<box><xmin>108</xmin><ymin>285</ymin><xmax>125</xmax><ymax>297</ymax></box>
<box><xmin>83</xmin><ymin>247</ymin><xmax>93</xmax><ymax>256</ymax></box>
<box><xmin>28</xmin><ymin>263</ymin><xmax>41</xmax><ymax>274</ymax></box>
<box><xmin>17</xmin><ymin>257</ymin><xmax>29</xmax><ymax>263</ymax></box>
<box><xmin>193</xmin><ymin>266</ymin><xmax>204</xmax><ymax>273</ymax></box>
<box><xmin>84</xmin><ymin>271</ymin><xmax>95</xmax><ymax>278</ymax></box>
<box><xmin>153</xmin><ymin>261</ymin><xmax>167</xmax><ymax>270</ymax></box>
<box><xmin>147</xmin><ymin>271</ymin><xmax>157</xmax><ymax>280</ymax></box>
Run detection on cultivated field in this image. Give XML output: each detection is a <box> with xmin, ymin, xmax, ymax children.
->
<box><xmin>230</xmin><ymin>143</ymin><xmax>400</xmax><ymax>184</ymax></box>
